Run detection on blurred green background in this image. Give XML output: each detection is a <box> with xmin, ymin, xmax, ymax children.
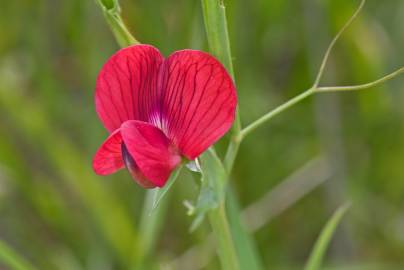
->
<box><xmin>0</xmin><ymin>0</ymin><xmax>404</xmax><ymax>269</ymax></box>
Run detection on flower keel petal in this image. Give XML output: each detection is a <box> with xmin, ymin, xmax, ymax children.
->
<box><xmin>121</xmin><ymin>143</ymin><xmax>157</xmax><ymax>188</ymax></box>
<box><xmin>120</xmin><ymin>120</ymin><xmax>181</xmax><ymax>187</ymax></box>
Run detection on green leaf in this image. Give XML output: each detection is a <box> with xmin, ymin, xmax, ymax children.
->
<box><xmin>198</xmin><ymin>148</ymin><xmax>227</xmax><ymax>199</ymax></box>
<box><xmin>189</xmin><ymin>181</ymin><xmax>218</xmax><ymax>232</ymax></box>
<box><xmin>304</xmin><ymin>203</ymin><xmax>351</xmax><ymax>270</ymax></box>
<box><xmin>0</xmin><ymin>240</ymin><xmax>37</xmax><ymax>270</ymax></box>
<box><xmin>151</xmin><ymin>166</ymin><xmax>183</xmax><ymax>211</ymax></box>
<box><xmin>186</xmin><ymin>149</ymin><xmax>227</xmax><ymax>231</ymax></box>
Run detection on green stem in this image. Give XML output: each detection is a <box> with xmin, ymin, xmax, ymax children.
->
<box><xmin>201</xmin><ymin>0</ymin><xmax>235</xmax><ymax>76</ymax></box>
<box><xmin>239</xmin><ymin>0</ymin><xmax>402</xmax><ymax>139</ymax></box>
<box><xmin>96</xmin><ymin>0</ymin><xmax>140</xmax><ymax>47</ymax></box>
<box><xmin>104</xmin><ymin>13</ymin><xmax>140</xmax><ymax>47</ymax></box>
<box><xmin>208</xmin><ymin>203</ymin><xmax>240</xmax><ymax>270</ymax></box>
<box><xmin>312</xmin><ymin>0</ymin><xmax>365</xmax><ymax>87</ymax></box>
<box><xmin>241</xmin><ymin>65</ymin><xmax>404</xmax><ymax>138</ymax></box>
<box><xmin>316</xmin><ymin>67</ymin><xmax>404</xmax><ymax>92</ymax></box>
<box><xmin>201</xmin><ymin>1</ymin><xmax>251</xmax><ymax>270</ymax></box>
<box><xmin>133</xmin><ymin>189</ymin><xmax>168</xmax><ymax>269</ymax></box>
<box><xmin>224</xmin><ymin>135</ymin><xmax>242</xmax><ymax>172</ymax></box>
<box><xmin>241</xmin><ymin>88</ymin><xmax>315</xmax><ymax>138</ymax></box>
<box><xmin>201</xmin><ymin>0</ymin><xmax>241</xmax><ymax>173</ymax></box>
<box><xmin>239</xmin><ymin>0</ymin><xmax>366</xmax><ymax>139</ymax></box>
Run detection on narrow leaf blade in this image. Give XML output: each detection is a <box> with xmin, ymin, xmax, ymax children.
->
<box><xmin>304</xmin><ymin>203</ymin><xmax>351</xmax><ymax>270</ymax></box>
<box><xmin>152</xmin><ymin>166</ymin><xmax>182</xmax><ymax>211</ymax></box>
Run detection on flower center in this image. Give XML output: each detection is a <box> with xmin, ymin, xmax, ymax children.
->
<box><xmin>149</xmin><ymin>112</ymin><xmax>169</xmax><ymax>137</ymax></box>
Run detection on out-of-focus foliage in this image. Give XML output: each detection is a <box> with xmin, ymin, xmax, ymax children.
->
<box><xmin>0</xmin><ymin>0</ymin><xmax>403</xmax><ymax>269</ymax></box>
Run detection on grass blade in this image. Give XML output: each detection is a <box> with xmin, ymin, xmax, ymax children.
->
<box><xmin>304</xmin><ymin>203</ymin><xmax>351</xmax><ymax>270</ymax></box>
<box><xmin>0</xmin><ymin>240</ymin><xmax>37</xmax><ymax>270</ymax></box>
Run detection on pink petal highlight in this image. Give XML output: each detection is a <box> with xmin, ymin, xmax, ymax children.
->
<box><xmin>120</xmin><ymin>120</ymin><xmax>181</xmax><ymax>187</ymax></box>
<box><xmin>93</xmin><ymin>129</ymin><xmax>124</xmax><ymax>175</ymax></box>
<box><xmin>95</xmin><ymin>45</ymin><xmax>163</xmax><ymax>132</ymax></box>
<box><xmin>158</xmin><ymin>50</ymin><xmax>237</xmax><ymax>159</ymax></box>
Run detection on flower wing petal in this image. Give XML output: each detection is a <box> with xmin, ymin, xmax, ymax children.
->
<box><xmin>158</xmin><ymin>50</ymin><xmax>237</xmax><ymax>159</ymax></box>
<box><xmin>95</xmin><ymin>45</ymin><xmax>163</xmax><ymax>132</ymax></box>
<box><xmin>120</xmin><ymin>120</ymin><xmax>181</xmax><ymax>187</ymax></box>
<box><xmin>93</xmin><ymin>129</ymin><xmax>124</xmax><ymax>175</ymax></box>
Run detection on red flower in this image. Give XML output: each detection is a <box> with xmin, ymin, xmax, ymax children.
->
<box><xmin>93</xmin><ymin>45</ymin><xmax>237</xmax><ymax>188</ymax></box>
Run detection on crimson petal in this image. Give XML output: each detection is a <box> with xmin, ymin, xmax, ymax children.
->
<box><xmin>157</xmin><ymin>50</ymin><xmax>237</xmax><ymax>160</ymax></box>
<box><xmin>93</xmin><ymin>129</ymin><xmax>124</xmax><ymax>175</ymax></box>
<box><xmin>95</xmin><ymin>45</ymin><xmax>163</xmax><ymax>132</ymax></box>
<box><xmin>120</xmin><ymin>120</ymin><xmax>181</xmax><ymax>187</ymax></box>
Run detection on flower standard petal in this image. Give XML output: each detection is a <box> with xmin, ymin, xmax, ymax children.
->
<box><xmin>95</xmin><ymin>45</ymin><xmax>164</xmax><ymax>132</ymax></box>
<box><xmin>93</xmin><ymin>129</ymin><xmax>125</xmax><ymax>175</ymax></box>
<box><xmin>120</xmin><ymin>120</ymin><xmax>182</xmax><ymax>187</ymax></box>
<box><xmin>157</xmin><ymin>50</ymin><xmax>237</xmax><ymax>160</ymax></box>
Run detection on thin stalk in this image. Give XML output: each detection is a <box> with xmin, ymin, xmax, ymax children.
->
<box><xmin>133</xmin><ymin>189</ymin><xmax>169</xmax><ymax>269</ymax></box>
<box><xmin>208</xmin><ymin>203</ymin><xmax>240</xmax><ymax>270</ymax></box>
<box><xmin>312</xmin><ymin>0</ymin><xmax>365</xmax><ymax>87</ymax></box>
<box><xmin>223</xmin><ymin>136</ymin><xmax>241</xmax><ymax>173</ymax></box>
<box><xmin>240</xmin><ymin>0</ymin><xmax>404</xmax><ymax>139</ymax></box>
<box><xmin>241</xmin><ymin>0</ymin><xmax>368</xmax><ymax>138</ymax></box>
<box><xmin>241</xmin><ymin>88</ymin><xmax>315</xmax><ymax>138</ymax></box>
<box><xmin>316</xmin><ymin>67</ymin><xmax>404</xmax><ymax>92</ymax></box>
<box><xmin>96</xmin><ymin>0</ymin><xmax>140</xmax><ymax>47</ymax></box>
<box><xmin>201</xmin><ymin>1</ymin><xmax>254</xmax><ymax>270</ymax></box>
<box><xmin>104</xmin><ymin>13</ymin><xmax>139</xmax><ymax>47</ymax></box>
<box><xmin>304</xmin><ymin>0</ymin><xmax>352</xmax><ymax>259</ymax></box>
<box><xmin>241</xmin><ymin>65</ymin><xmax>404</xmax><ymax>138</ymax></box>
